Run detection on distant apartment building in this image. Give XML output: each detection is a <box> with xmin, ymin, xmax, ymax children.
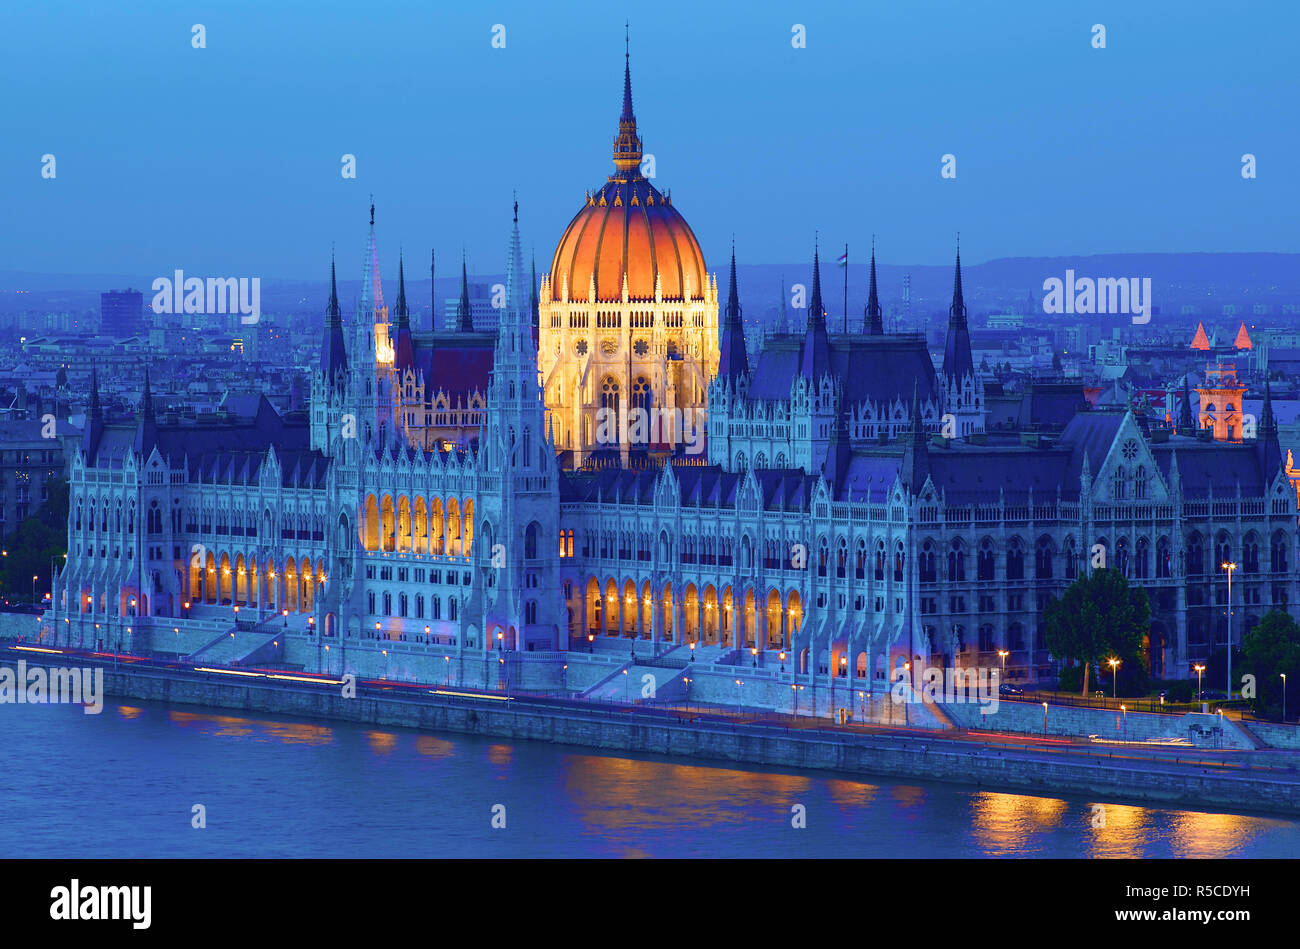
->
<box><xmin>442</xmin><ymin>283</ymin><xmax>498</xmax><ymax>333</ymax></box>
<box><xmin>0</xmin><ymin>418</ymin><xmax>75</xmax><ymax>537</ymax></box>
<box><xmin>101</xmin><ymin>289</ymin><xmax>144</xmax><ymax>337</ymax></box>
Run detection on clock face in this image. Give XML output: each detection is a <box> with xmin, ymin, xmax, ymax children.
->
<box><xmin>1121</xmin><ymin>438</ymin><xmax>1139</xmax><ymax>461</ymax></box>
<box><xmin>574</xmin><ymin>339</ymin><xmax>588</xmax><ymax>356</ymax></box>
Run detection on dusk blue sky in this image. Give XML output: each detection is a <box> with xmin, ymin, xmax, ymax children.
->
<box><xmin>4</xmin><ymin>0</ymin><xmax>1296</xmax><ymax>280</ymax></box>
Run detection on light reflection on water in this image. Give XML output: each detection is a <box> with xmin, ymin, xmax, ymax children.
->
<box><xmin>3</xmin><ymin>701</ymin><xmax>1296</xmax><ymax>858</ymax></box>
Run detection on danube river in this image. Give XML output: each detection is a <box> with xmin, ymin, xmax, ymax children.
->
<box><xmin>4</xmin><ymin>700</ymin><xmax>1297</xmax><ymax>858</ymax></box>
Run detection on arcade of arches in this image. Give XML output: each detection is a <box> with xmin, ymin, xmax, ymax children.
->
<box><xmin>357</xmin><ymin>493</ymin><xmax>476</xmax><ymax>556</ymax></box>
<box><xmin>580</xmin><ymin>578</ymin><xmax>802</xmax><ymax>651</ymax></box>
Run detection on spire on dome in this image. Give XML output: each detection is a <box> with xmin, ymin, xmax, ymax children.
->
<box><xmin>430</xmin><ymin>248</ymin><xmax>436</xmax><ymax>332</ymax></box>
<box><xmin>718</xmin><ymin>240</ymin><xmax>749</xmax><ymax>381</ymax></box>
<box><xmin>1190</xmin><ymin>320</ymin><xmax>1210</xmax><ymax>351</ymax></box>
<box><xmin>864</xmin><ymin>236</ymin><xmax>883</xmax><ymax>336</ymax></box>
<box><xmin>611</xmin><ymin>25</ymin><xmax>643</xmax><ymax>178</ymax></box>
<box><xmin>455</xmin><ymin>253</ymin><xmax>473</xmax><ymax>332</ymax></box>
<box><xmin>1235</xmin><ymin>321</ymin><xmax>1253</xmax><ymax>350</ymax></box>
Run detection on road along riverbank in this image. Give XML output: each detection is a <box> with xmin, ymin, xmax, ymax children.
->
<box><xmin>6</xmin><ymin>646</ymin><xmax>1300</xmax><ymax>815</ymax></box>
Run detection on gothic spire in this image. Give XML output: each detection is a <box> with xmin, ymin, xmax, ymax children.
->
<box><xmin>612</xmin><ymin>25</ymin><xmax>643</xmax><ymax>178</ymax></box>
<box><xmin>430</xmin><ymin>248</ymin><xmax>436</xmax><ymax>332</ymax></box>
<box><xmin>529</xmin><ymin>250</ymin><xmax>539</xmax><ymax>348</ymax></box>
<box><xmin>321</xmin><ymin>254</ymin><xmax>349</xmax><ymax>381</ymax></box>
<box><xmin>395</xmin><ymin>253</ymin><xmax>409</xmax><ymax>329</ymax></box>
<box><xmin>864</xmin><ymin>237</ymin><xmax>883</xmax><ymax>335</ymax></box>
<box><xmin>718</xmin><ymin>240</ymin><xmax>749</xmax><ymax>380</ymax></box>
<box><xmin>89</xmin><ymin>366</ymin><xmax>102</xmax><ymax>421</ymax></box>
<box><xmin>141</xmin><ymin>365</ymin><xmax>154</xmax><ymax>422</ymax></box>
<box><xmin>455</xmin><ymin>252</ymin><xmax>473</xmax><ymax>332</ymax></box>
<box><xmin>799</xmin><ymin>240</ymin><xmax>831</xmax><ymax>381</ymax></box>
<box><xmin>393</xmin><ymin>253</ymin><xmax>416</xmax><ymax>373</ymax></box>
<box><xmin>1178</xmin><ymin>371</ymin><xmax>1195</xmax><ymax>433</ymax></box>
<box><xmin>941</xmin><ymin>239</ymin><xmax>975</xmax><ymax>381</ymax></box>
<box><xmin>1258</xmin><ymin>376</ymin><xmax>1282</xmax><ymax>480</ymax></box>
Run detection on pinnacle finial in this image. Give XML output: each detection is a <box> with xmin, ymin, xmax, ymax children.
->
<box><xmin>370</xmin><ymin>196</ymin><xmax>375</xmax><ymax>228</ymax></box>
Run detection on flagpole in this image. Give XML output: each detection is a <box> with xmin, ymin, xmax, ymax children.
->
<box><xmin>843</xmin><ymin>243</ymin><xmax>848</xmax><ymax>333</ymax></box>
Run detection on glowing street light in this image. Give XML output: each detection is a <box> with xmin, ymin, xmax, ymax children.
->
<box><xmin>1194</xmin><ymin>663</ymin><xmax>1205</xmax><ymax>703</ymax></box>
<box><xmin>1107</xmin><ymin>657</ymin><xmax>1121</xmax><ymax>699</ymax></box>
<box><xmin>1222</xmin><ymin>560</ymin><xmax>1238</xmax><ymax>701</ymax></box>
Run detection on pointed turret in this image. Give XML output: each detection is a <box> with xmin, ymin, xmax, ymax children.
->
<box><xmin>1190</xmin><ymin>321</ymin><xmax>1210</xmax><ymax>351</ymax></box>
<box><xmin>134</xmin><ymin>365</ymin><xmax>158</xmax><ymax>456</ymax></box>
<box><xmin>942</xmin><ymin>242</ymin><xmax>975</xmax><ymax>382</ymax></box>
<box><xmin>901</xmin><ymin>383</ymin><xmax>930</xmax><ymax>493</ymax></box>
<box><xmin>140</xmin><ymin>365</ymin><xmax>154</xmax><ymax>423</ymax></box>
<box><xmin>799</xmin><ymin>242</ymin><xmax>831</xmax><ymax>381</ymax></box>
<box><xmin>718</xmin><ymin>242</ymin><xmax>749</xmax><ymax>381</ymax></box>
<box><xmin>88</xmin><ymin>367</ymin><xmax>102</xmax><ymax>422</ymax></box>
<box><xmin>430</xmin><ymin>248</ymin><xmax>436</xmax><ymax>332</ymax></box>
<box><xmin>1257</xmin><ymin>377</ymin><xmax>1282</xmax><ymax>480</ymax></box>
<box><xmin>864</xmin><ymin>239</ymin><xmax>883</xmax><ymax>335</ymax></box>
<box><xmin>1177</xmin><ymin>372</ymin><xmax>1195</xmax><ymax>433</ymax></box>
<box><xmin>393</xmin><ymin>254</ymin><xmax>416</xmax><ymax>372</ymax></box>
<box><xmin>455</xmin><ymin>253</ymin><xmax>474</xmax><ymax>332</ymax></box>
<box><xmin>321</xmin><ymin>256</ymin><xmax>349</xmax><ymax>384</ymax></box>
<box><xmin>529</xmin><ymin>251</ymin><xmax>540</xmax><ymax>348</ymax></box>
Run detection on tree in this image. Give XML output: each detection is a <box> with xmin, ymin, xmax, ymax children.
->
<box><xmin>1241</xmin><ymin>610</ymin><xmax>1300</xmax><ymax>718</ymax></box>
<box><xmin>0</xmin><ymin>477</ymin><xmax>68</xmax><ymax>603</ymax></box>
<box><xmin>1044</xmin><ymin>568</ymin><xmax>1150</xmax><ymax>696</ymax></box>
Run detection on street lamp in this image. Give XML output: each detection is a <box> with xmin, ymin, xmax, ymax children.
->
<box><xmin>1194</xmin><ymin>663</ymin><xmax>1205</xmax><ymax>703</ymax></box>
<box><xmin>1042</xmin><ymin>701</ymin><xmax>1049</xmax><ymax>736</ymax></box>
<box><xmin>1107</xmin><ymin>657</ymin><xmax>1120</xmax><ymax>699</ymax></box>
<box><xmin>1222</xmin><ymin>560</ymin><xmax>1237</xmax><ymax>701</ymax></box>
<box><xmin>752</xmin><ymin>646</ymin><xmax>758</xmax><ymax>668</ymax></box>
<box><xmin>689</xmin><ymin>641</ymin><xmax>696</xmax><ymax>662</ymax></box>
<box><xmin>1120</xmin><ymin>704</ymin><xmax>1127</xmax><ymax>741</ymax></box>
<box><xmin>779</xmin><ymin>650</ymin><xmax>786</xmax><ymax>672</ymax></box>
<box><xmin>997</xmin><ymin>649</ymin><xmax>1008</xmax><ymax>686</ymax></box>
<box><xmin>1282</xmin><ymin>673</ymin><xmax>1287</xmax><ymax>723</ymax></box>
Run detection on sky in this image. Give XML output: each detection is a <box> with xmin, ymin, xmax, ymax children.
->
<box><xmin>3</xmin><ymin>0</ymin><xmax>1297</xmax><ymax>281</ymax></box>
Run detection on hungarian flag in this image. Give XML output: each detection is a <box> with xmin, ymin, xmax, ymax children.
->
<box><xmin>837</xmin><ymin>250</ymin><xmax>848</xmax><ymax>267</ymax></box>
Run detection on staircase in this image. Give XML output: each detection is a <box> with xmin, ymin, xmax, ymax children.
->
<box><xmin>187</xmin><ymin>627</ymin><xmax>282</xmax><ymax>666</ymax></box>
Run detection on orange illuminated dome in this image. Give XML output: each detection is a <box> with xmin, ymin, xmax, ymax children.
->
<box><xmin>549</xmin><ymin>50</ymin><xmax>706</xmax><ymax>303</ymax></box>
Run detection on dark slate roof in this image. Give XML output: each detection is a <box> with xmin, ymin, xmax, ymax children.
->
<box><xmin>84</xmin><ymin>399</ymin><xmax>318</xmax><ymax>486</ymax></box>
<box><xmin>1057</xmin><ymin>411</ymin><xmax>1126</xmax><ymax>486</ymax></box>
<box><xmin>413</xmin><ymin>331</ymin><xmax>496</xmax><ymax>399</ymax></box>
<box><xmin>1149</xmin><ymin>438</ymin><xmax>1274</xmax><ymax>495</ymax></box>
<box><xmin>749</xmin><ymin>333</ymin><xmax>937</xmax><ymax>406</ymax></box>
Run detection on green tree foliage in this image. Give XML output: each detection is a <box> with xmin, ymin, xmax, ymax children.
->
<box><xmin>1044</xmin><ymin>567</ymin><xmax>1151</xmax><ymax>696</ymax></box>
<box><xmin>1241</xmin><ymin>610</ymin><xmax>1300</xmax><ymax>718</ymax></box>
<box><xmin>0</xmin><ymin>477</ymin><xmax>69</xmax><ymax>603</ymax></box>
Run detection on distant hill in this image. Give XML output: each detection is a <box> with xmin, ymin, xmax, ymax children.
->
<box><xmin>2</xmin><ymin>252</ymin><xmax>1298</xmax><ymax>326</ymax></box>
